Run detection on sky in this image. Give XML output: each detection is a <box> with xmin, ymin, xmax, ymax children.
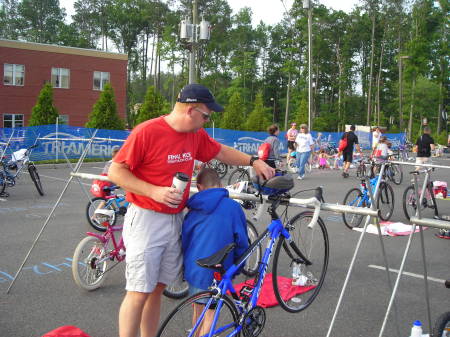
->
<box><xmin>59</xmin><ymin>0</ymin><xmax>359</xmax><ymax>26</ymax></box>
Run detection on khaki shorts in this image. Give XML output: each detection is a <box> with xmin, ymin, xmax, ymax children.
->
<box><xmin>122</xmin><ymin>203</ymin><xmax>183</xmax><ymax>293</ymax></box>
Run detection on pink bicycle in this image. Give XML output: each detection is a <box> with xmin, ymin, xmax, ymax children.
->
<box><xmin>72</xmin><ymin>209</ymin><xmax>190</xmax><ymax>297</ymax></box>
<box><xmin>72</xmin><ymin>209</ymin><xmax>125</xmax><ymax>290</ymax></box>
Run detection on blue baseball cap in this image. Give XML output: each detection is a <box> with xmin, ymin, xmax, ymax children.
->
<box><xmin>176</xmin><ymin>84</ymin><xmax>224</xmax><ymax>112</ymax></box>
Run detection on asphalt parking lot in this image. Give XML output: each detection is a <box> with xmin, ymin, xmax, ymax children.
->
<box><xmin>0</xmin><ymin>157</ymin><xmax>449</xmax><ymax>337</ymax></box>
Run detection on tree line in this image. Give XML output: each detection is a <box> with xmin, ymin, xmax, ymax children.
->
<box><xmin>1</xmin><ymin>0</ymin><xmax>448</xmax><ymax>143</ymax></box>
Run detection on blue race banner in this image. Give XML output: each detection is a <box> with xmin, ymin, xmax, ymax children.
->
<box><xmin>0</xmin><ymin>125</ymin><xmax>404</xmax><ymax>161</ymax></box>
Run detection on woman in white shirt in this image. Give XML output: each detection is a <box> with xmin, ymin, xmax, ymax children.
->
<box><xmin>294</xmin><ymin>124</ymin><xmax>315</xmax><ymax>179</ymax></box>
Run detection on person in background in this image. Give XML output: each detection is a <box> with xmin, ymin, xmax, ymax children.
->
<box><xmin>286</xmin><ymin>122</ymin><xmax>298</xmax><ymax>159</ymax></box>
<box><xmin>341</xmin><ymin>125</ymin><xmax>362</xmax><ymax>178</ymax></box>
<box><xmin>182</xmin><ymin>168</ymin><xmax>248</xmax><ymax>336</ymax></box>
<box><xmin>372</xmin><ymin>126</ymin><xmax>382</xmax><ymax>151</ymax></box>
<box><xmin>414</xmin><ymin>126</ymin><xmax>435</xmax><ymax>168</ymax></box>
<box><xmin>264</xmin><ymin>124</ymin><xmax>281</xmax><ymax>169</ymax></box>
<box><xmin>108</xmin><ymin>83</ymin><xmax>274</xmax><ymax>337</ymax></box>
<box><xmin>373</xmin><ymin>136</ymin><xmax>389</xmax><ymax>160</ymax></box>
<box><xmin>294</xmin><ymin>124</ymin><xmax>314</xmax><ymax>180</ymax></box>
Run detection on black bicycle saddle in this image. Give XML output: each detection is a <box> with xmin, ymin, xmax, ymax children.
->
<box><xmin>252</xmin><ymin>172</ymin><xmax>294</xmax><ymax>195</ymax></box>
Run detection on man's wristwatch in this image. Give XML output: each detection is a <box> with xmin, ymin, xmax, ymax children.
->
<box><xmin>249</xmin><ymin>155</ymin><xmax>259</xmax><ymax>167</ymax></box>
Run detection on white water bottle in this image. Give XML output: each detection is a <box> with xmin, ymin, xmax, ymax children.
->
<box><xmin>410</xmin><ymin>320</ymin><xmax>423</xmax><ymax>337</ymax></box>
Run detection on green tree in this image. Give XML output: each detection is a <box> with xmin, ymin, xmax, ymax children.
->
<box><xmin>28</xmin><ymin>83</ymin><xmax>59</xmax><ymax>126</ymax></box>
<box><xmin>0</xmin><ymin>0</ymin><xmax>20</xmax><ymax>40</ymax></box>
<box><xmin>17</xmin><ymin>0</ymin><xmax>66</xmax><ymax>43</ymax></box>
<box><xmin>244</xmin><ymin>92</ymin><xmax>270</xmax><ymax>131</ymax></box>
<box><xmin>86</xmin><ymin>83</ymin><xmax>125</xmax><ymax>129</ymax></box>
<box><xmin>135</xmin><ymin>85</ymin><xmax>166</xmax><ymax>125</ymax></box>
<box><xmin>294</xmin><ymin>96</ymin><xmax>308</xmax><ymax>126</ymax></box>
<box><xmin>220</xmin><ymin>90</ymin><xmax>244</xmax><ymax>130</ymax></box>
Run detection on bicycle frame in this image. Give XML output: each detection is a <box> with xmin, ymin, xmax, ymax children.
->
<box><xmin>86</xmin><ymin>222</ymin><xmax>125</xmax><ymax>263</ymax></box>
<box><xmin>189</xmin><ymin>195</ymin><xmax>321</xmax><ymax>337</ymax></box>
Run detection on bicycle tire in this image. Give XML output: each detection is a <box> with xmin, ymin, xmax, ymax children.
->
<box><xmin>342</xmin><ymin>188</ymin><xmax>366</xmax><ymax>229</ymax></box>
<box><xmin>356</xmin><ymin>164</ymin><xmax>366</xmax><ymax>178</ymax></box>
<box><xmin>433</xmin><ymin>311</ymin><xmax>450</xmax><ymax>337</ymax></box>
<box><xmin>86</xmin><ymin>197</ymin><xmax>117</xmax><ymax>232</ymax></box>
<box><xmin>227</xmin><ymin>168</ymin><xmax>250</xmax><ymax>186</ymax></box>
<box><xmin>163</xmin><ymin>280</ymin><xmax>189</xmax><ymax>299</ymax></box>
<box><xmin>272</xmin><ymin>211</ymin><xmax>329</xmax><ymax>313</ymax></box>
<box><xmin>242</xmin><ymin>220</ymin><xmax>261</xmax><ymax>277</ymax></box>
<box><xmin>156</xmin><ymin>291</ymin><xmax>239</xmax><ymax>337</ymax></box>
<box><xmin>72</xmin><ymin>236</ymin><xmax>109</xmax><ymax>291</ymax></box>
<box><xmin>28</xmin><ymin>164</ymin><xmax>44</xmax><ymax>196</ymax></box>
<box><xmin>377</xmin><ymin>182</ymin><xmax>394</xmax><ymax>221</ymax></box>
<box><xmin>390</xmin><ymin>164</ymin><xmax>403</xmax><ymax>185</ymax></box>
<box><xmin>0</xmin><ymin>171</ymin><xmax>7</xmax><ymax>195</ymax></box>
<box><xmin>402</xmin><ymin>185</ymin><xmax>417</xmax><ymax>221</ymax></box>
<box><xmin>209</xmin><ymin>159</ymin><xmax>228</xmax><ymax>179</ymax></box>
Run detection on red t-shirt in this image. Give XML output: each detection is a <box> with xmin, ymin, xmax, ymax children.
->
<box><xmin>113</xmin><ymin>116</ymin><xmax>221</xmax><ymax>213</ymax></box>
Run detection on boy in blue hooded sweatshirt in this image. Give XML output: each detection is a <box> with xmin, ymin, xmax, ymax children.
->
<box><xmin>182</xmin><ymin>167</ymin><xmax>248</xmax><ymax>333</ymax></box>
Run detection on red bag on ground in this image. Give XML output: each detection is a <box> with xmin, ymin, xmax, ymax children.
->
<box><xmin>338</xmin><ymin>133</ymin><xmax>348</xmax><ymax>152</ymax></box>
<box><xmin>90</xmin><ymin>173</ymin><xmax>112</xmax><ymax>198</ymax></box>
<box><xmin>41</xmin><ymin>325</ymin><xmax>91</xmax><ymax>337</ymax></box>
<box><xmin>233</xmin><ymin>273</ymin><xmax>315</xmax><ymax>308</ymax></box>
<box><xmin>257</xmin><ymin>143</ymin><xmax>271</xmax><ymax>160</ymax></box>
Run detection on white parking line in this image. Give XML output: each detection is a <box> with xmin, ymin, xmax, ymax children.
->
<box><xmin>368</xmin><ymin>264</ymin><xmax>445</xmax><ymax>283</ymax></box>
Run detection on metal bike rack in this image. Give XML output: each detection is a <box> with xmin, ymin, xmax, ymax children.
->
<box><xmin>376</xmin><ymin>160</ymin><xmax>450</xmax><ymax>337</ymax></box>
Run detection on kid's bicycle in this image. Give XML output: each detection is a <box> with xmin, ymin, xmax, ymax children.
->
<box><xmin>342</xmin><ymin>167</ymin><xmax>395</xmax><ymax>229</ymax></box>
<box><xmin>0</xmin><ymin>143</ymin><xmax>44</xmax><ymax>196</ymax></box>
<box><xmin>86</xmin><ymin>185</ymin><xmax>129</xmax><ymax>232</ymax></box>
<box><xmin>156</xmin><ymin>174</ymin><xmax>329</xmax><ymax>337</ymax></box>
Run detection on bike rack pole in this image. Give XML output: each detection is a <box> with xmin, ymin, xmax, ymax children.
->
<box><xmin>6</xmin><ymin>130</ymin><xmax>98</xmax><ymax>294</ymax></box>
<box><xmin>326</xmin><ymin>163</ymin><xmax>385</xmax><ymax>337</ymax></box>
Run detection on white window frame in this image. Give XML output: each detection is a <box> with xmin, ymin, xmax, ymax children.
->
<box><xmin>51</xmin><ymin>67</ymin><xmax>70</xmax><ymax>89</ymax></box>
<box><xmin>3</xmin><ymin>114</ymin><xmax>24</xmax><ymax>128</ymax></box>
<box><xmin>3</xmin><ymin>63</ymin><xmax>25</xmax><ymax>86</ymax></box>
<box><xmin>93</xmin><ymin>71</ymin><xmax>110</xmax><ymax>91</ymax></box>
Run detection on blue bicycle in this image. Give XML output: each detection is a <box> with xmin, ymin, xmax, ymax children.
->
<box><xmin>342</xmin><ymin>173</ymin><xmax>394</xmax><ymax>229</ymax></box>
<box><xmin>156</xmin><ymin>174</ymin><xmax>329</xmax><ymax>337</ymax></box>
<box><xmin>86</xmin><ymin>185</ymin><xmax>129</xmax><ymax>232</ymax></box>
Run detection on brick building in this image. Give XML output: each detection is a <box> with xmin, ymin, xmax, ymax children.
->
<box><xmin>0</xmin><ymin>39</ymin><xmax>128</xmax><ymax>127</ymax></box>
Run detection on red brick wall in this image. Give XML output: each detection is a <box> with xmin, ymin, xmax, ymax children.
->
<box><xmin>0</xmin><ymin>46</ymin><xmax>127</xmax><ymax>127</ymax></box>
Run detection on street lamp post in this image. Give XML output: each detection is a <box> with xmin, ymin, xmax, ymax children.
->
<box><xmin>398</xmin><ymin>55</ymin><xmax>409</xmax><ymax>132</ymax></box>
<box><xmin>270</xmin><ymin>97</ymin><xmax>275</xmax><ymax>123</ymax></box>
<box><xmin>303</xmin><ymin>0</ymin><xmax>313</xmax><ymax>129</ymax></box>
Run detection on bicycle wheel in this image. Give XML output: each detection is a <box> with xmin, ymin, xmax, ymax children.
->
<box><xmin>402</xmin><ymin>185</ymin><xmax>418</xmax><ymax>220</ymax></box>
<box><xmin>272</xmin><ymin>211</ymin><xmax>329</xmax><ymax>313</ymax></box>
<box><xmin>86</xmin><ymin>197</ymin><xmax>117</xmax><ymax>232</ymax></box>
<box><xmin>209</xmin><ymin>160</ymin><xmax>228</xmax><ymax>179</ymax></box>
<box><xmin>227</xmin><ymin>168</ymin><xmax>250</xmax><ymax>186</ymax></box>
<box><xmin>356</xmin><ymin>164</ymin><xmax>366</xmax><ymax>178</ymax></box>
<box><xmin>0</xmin><ymin>171</ymin><xmax>6</xmax><ymax>195</ymax></box>
<box><xmin>28</xmin><ymin>164</ymin><xmax>44</xmax><ymax>196</ymax></box>
<box><xmin>163</xmin><ymin>280</ymin><xmax>189</xmax><ymax>299</ymax></box>
<box><xmin>390</xmin><ymin>164</ymin><xmax>403</xmax><ymax>185</ymax></box>
<box><xmin>342</xmin><ymin>188</ymin><xmax>367</xmax><ymax>229</ymax></box>
<box><xmin>242</xmin><ymin>220</ymin><xmax>261</xmax><ymax>277</ymax></box>
<box><xmin>377</xmin><ymin>182</ymin><xmax>395</xmax><ymax>221</ymax></box>
<box><xmin>433</xmin><ymin>311</ymin><xmax>450</xmax><ymax>337</ymax></box>
<box><xmin>157</xmin><ymin>291</ymin><xmax>239</xmax><ymax>337</ymax></box>
<box><xmin>72</xmin><ymin>236</ymin><xmax>109</xmax><ymax>291</ymax></box>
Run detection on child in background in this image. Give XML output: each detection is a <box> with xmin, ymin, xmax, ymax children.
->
<box><xmin>318</xmin><ymin>149</ymin><xmax>330</xmax><ymax>169</ymax></box>
<box><xmin>182</xmin><ymin>168</ymin><xmax>249</xmax><ymax>335</ymax></box>
<box><xmin>373</xmin><ymin>136</ymin><xmax>389</xmax><ymax>160</ymax></box>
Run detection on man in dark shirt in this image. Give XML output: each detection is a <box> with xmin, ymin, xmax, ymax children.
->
<box><xmin>341</xmin><ymin>125</ymin><xmax>361</xmax><ymax>178</ymax></box>
<box><xmin>415</xmin><ymin>126</ymin><xmax>435</xmax><ymax>167</ymax></box>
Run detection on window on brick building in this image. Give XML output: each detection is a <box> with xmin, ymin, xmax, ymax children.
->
<box><xmin>3</xmin><ymin>64</ymin><xmax>25</xmax><ymax>86</ymax></box>
<box><xmin>51</xmin><ymin>68</ymin><xmax>70</xmax><ymax>88</ymax></box>
<box><xmin>3</xmin><ymin>114</ymin><xmax>24</xmax><ymax>128</ymax></box>
<box><xmin>93</xmin><ymin>71</ymin><xmax>110</xmax><ymax>90</ymax></box>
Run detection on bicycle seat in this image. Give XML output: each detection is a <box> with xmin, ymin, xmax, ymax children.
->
<box><xmin>94</xmin><ymin>209</ymin><xmax>115</xmax><ymax>223</ymax></box>
<box><xmin>252</xmin><ymin>172</ymin><xmax>294</xmax><ymax>195</ymax></box>
<box><xmin>196</xmin><ymin>243</ymin><xmax>236</xmax><ymax>271</ymax></box>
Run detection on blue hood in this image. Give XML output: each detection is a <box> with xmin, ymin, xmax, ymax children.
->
<box><xmin>187</xmin><ymin>188</ymin><xmax>229</xmax><ymax>215</ymax></box>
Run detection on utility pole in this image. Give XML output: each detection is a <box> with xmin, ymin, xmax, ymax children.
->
<box><xmin>303</xmin><ymin>0</ymin><xmax>313</xmax><ymax>130</ymax></box>
<box><xmin>180</xmin><ymin>0</ymin><xmax>210</xmax><ymax>84</ymax></box>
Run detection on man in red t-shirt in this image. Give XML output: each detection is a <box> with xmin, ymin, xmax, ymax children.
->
<box><xmin>109</xmin><ymin>83</ymin><xmax>274</xmax><ymax>337</ymax></box>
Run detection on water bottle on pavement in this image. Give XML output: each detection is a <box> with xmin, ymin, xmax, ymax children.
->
<box><xmin>409</xmin><ymin>320</ymin><xmax>429</xmax><ymax>337</ymax></box>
